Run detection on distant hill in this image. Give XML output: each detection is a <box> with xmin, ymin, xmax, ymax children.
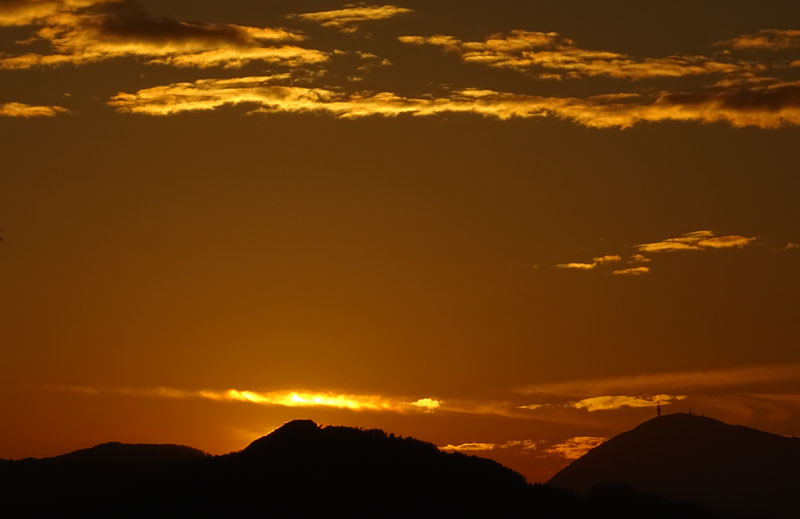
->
<box><xmin>548</xmin><ymin>413</ymin><xmax>800</xmax><ymax>519</ymax></box>
<box><xmin>0</xmin><ymin>419</ymin><xmax>713</xmax><ymax>518</ymax></box>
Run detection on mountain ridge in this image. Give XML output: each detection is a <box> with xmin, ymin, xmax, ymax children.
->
<box><xmin>0</xmin><ymin>419</ymin><xmax>714</xmax><ymax>518</ymax></box>
<box><xmin>549</xmin><ymin>413</ymin><xmax>800</xmax><ymax>519</ymax></box>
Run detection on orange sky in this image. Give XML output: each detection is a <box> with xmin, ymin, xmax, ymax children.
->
<box><xmin>1</xmin><ymin>0</ymin><xmax>799</xmax><ymax>483</ymax></box>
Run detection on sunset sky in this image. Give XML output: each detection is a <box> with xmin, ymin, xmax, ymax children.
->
<box><xmin>1</xmin><ymin>0</ymin><xmax>799</xmax><ymax>483</ymax></box>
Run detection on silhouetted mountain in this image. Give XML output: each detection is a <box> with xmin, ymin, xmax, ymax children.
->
<box><xmin>0</xmin><ymin>420</ymin><xmax>713</xmax><ymax>518</ymax></box>
<box><xmin>548</xmin><ymin>413</ymin><xmax>800</xmax><ymax>519</ymax></box>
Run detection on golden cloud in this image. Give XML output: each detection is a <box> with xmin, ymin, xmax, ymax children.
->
<box><xmin>0</xmin><ymin>101</ymin><xmax>70</xmax><ymax>117</ymax></box>
<box><xmin>0</xmin><ymin>1</ymin><xmax>323</xmax><ymax>69</ymax></box>
<box><xmin>545</xmin><ymin>436</ymin><xmax>606</xmax><ymax>460</ymax></box>
<box><xmin>556</xmin><ymin>262</ymin><xmax>597</xmax><ymax>270</ymax></box>
<box><xmin>58</xmin><ymin>385</ymin><xmax>444</xmax><ymax>413</ymax></box>
<box><xmin>568</xmin><ymin>394</ymin><xmax>686</xmax><ymax>412</ymax></box>
<box><xmin>410</xmin><ymin>397</ymin><xmax>441</xmax><ymax>411</ymax></box>
<box><xmin>440</xmin><ymin>439</ymin><xmax>540</xmax><ymax>453</ymax></box>
<box><xmin>290</xmin><ymin>5</ymin><xmax>412</xmax><ymax>31</ymax></box>
<box><xmin>399</xmin><ymin>30</ymin><xmax>760</xmax><ymax>80</ymax></box>
<box><xmin>0</xmin><ymin>0</ymin><xmax>115</xmax><ymax>27</ymax></box>
<box><xmin>612</xmin><ymin>266</ymin><xmax>650</xmax><ymax>276</ymax></box>
<box><xmin>638</xmin><ymin>230</ymin><xmax>757</xmax><ymax>253</ymax></box>
<box><xmin>107</xmin><ymin>75</ymin><xmax>800</xmax><ymax>130</ymax></box>
<box><xmin>593</xmin><ymin>255</ymin><xmax>622</xmax><ymax>264</ymax></box>
<box><xmin>696</xmin><ymin>235</ymin><xmax>759</xmax><ymax>249</ymax></box>
<box><xmin>440</xmin><ymin>442</ymin><xmax>497</xmax><ymax>452</ymax></box>
<box><xmin>719</xmin><ymin>29</ymin><xmax>800</xmax><ymax>50</ymax></box>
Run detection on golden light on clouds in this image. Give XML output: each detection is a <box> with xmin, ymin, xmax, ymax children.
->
<box><xmin>556</xmin><ymin>262</ymin><xmax>597</xmax><ymax>270</ymax></box>
<box><xmin>0</xmin><ymin>3</ymin><xmax>798</xmax><ymax>130</ymax></box>
<box><xmin>62</xmin><ymin>385</ymin><xmax>443</xmax><ymax>413</ymax></box>
<box><xmin>0</xmin><ymin>1</ymin><xmax>323</xmax><ymax>70</ymax></box>
<box><xmin>567</xmin><ymin>394</ymin><xmax>686</xmax><ymax>412</ymax></box>
<box><xmin>410</xmin><ymin>398</ymin><xmax>442</xmax><ymax>411</ymax></box>
<box><xmin>440</xmin><ymin>439</ymin><xmax>540</xmax><ymax>453</ymax></box>
<box><xmin>519</xmin><ymin>394</ymin><xmax>685</xmax><ymax>413</ymax></box>
<box><xmin>290</xmin><ymin>5</ymin><xmax>412</xmax><ymax>32</ymax></box>
<box><xmin>546</xmin><ymin>437</ymin><xmax>606</xmax><ymax>460</ymax></box>
<box><xmin>0</xmin><ymin>101</ymin><xmax>70</xmax><ymax>117</ymax></box>
<box><xmin>104</xmin><ymin>73</ymin><xmax>800</xmax><ymax>129</ymax></box>
<box><xmin>440</xmin><ymin>442</ymin><xmax>497</xmax><ymax>452</ymax></box>
<box><xmin>0</xmin><ymin>0</ymin><xmax>114</xmax><ymax>27</ymax></box>
<box><xmin>612</xmin><ymin>266</ymin><xmax>650</xmax><ymax>276</ymax></box>
<box><xmin>557</xmin><ymin>229</ymin><xmax>761</xmax><ymax>276</ymax></box>
<box><xmin>399</xmin><ymin>30</ymin><xmax>760</xmax><ymax>80</ymax></box>
<box><xmin>638</xmin><ymin>230</ymin><xmax>758</xmax><ymax>253</ymax></box>
<box><xmin>200</xmin><ymin>389</ymin><xmax>445</xmax><ymax>413</ymax></box>
<box><xmin>719</xmin><ymin>29</ymin><xmax>800</xmax><ymax>50</ymax></box>
<box><xmin>593</xmin><ymin>255</ymin><xmax>621</xmax><ymax>264</ymax></box>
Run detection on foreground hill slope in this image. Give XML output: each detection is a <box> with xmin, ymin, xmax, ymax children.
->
<box><xmin>0</xmin><ymin>419</ymin><xmax>712</xmax><ymax>518</ymax></box>
<box><xmin>549</xmin><ymin>413</ymin><xmax>800</xmax><ymax>519</ymax></box>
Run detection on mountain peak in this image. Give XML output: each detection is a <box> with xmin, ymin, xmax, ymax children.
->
<box><xmin>242</xmin><ymin>419</ymin><xmax>321</xmax><ymax>454</ymax></box>
<box><xmin>549</xmin><ymin>414</ymin><xmax>800</xmax><ymax>518</ymax></box>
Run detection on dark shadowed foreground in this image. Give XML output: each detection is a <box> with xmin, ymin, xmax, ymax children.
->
<box><xmin>550</xmin><ymin>414</ymin><xmax>800</xmax><ymax>519</ymax></box>
<box><xmin>0</xmin><ymin>419</ymin><xmax>714</xmax><ymax>518</ymax></box>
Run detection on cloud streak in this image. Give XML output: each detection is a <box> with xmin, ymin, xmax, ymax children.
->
<box><xmin>58</xmin><ymin>385</ymin><xmax>444</xmax><ymax>413</ymax></box>
<box><xmin>400</xmin><ymin>30</ymin><xmax>760</xmax><ymax>80</ymax></box>
<box><xmin>0</xmin><ymin>101</ymin><xmax>70</xmax><ymax>117</ymax></box>
<box><xmin>567</xmin><ymin>394</ymin><xmax>686</xmax><ymax>412</ymax></box>
<box><xmin>719</xmin><ymin>29</ymin><xmax>800</xmax><ymax>51</ymax></box>
<box><xmin>556</xmin><ymin>262</ymin><xmax>597</xmax><ymax>270</ymax></box>
<box><xmin>638</xmin><ymin>230</ymin><xmax>758</xmax><ymax>253</ymax></box>
<box><xmin>289</xmin><ymin>5</ymin><xmax>412</xmax><ymax>32</ymax></box>
<box><xmin>612</xmin><ymin>266</ymin><xmax>650</xmax><ymax>276</ymax></box>
<box><xmin>546</xmin><ymin>436</ymin><xmax>606</xmax><ymax>460</ymax></box>
<box><xmin>557</xmin><ymin>229</ymin><xmax>761</xmax><ymax>276</ymax></box>
<box><xmin>519</xmin><ymin>364</ymin><xmax>800</xmax><ymax>397</ymax></box>
<box><xmin>107</xmin><ymin>75</ymin><xmax>800</xmax><ymax>129</ymax></box>
<box><xmin>440</xmin><ymin>439</ymin><xmax>540</xmax><ymax>453</ymax></box>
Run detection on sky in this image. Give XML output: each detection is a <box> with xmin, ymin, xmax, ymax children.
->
<box><xmin>1</xmin><ymin>0</ymin><xmax>799</xmax><ymax>483</ymax></box>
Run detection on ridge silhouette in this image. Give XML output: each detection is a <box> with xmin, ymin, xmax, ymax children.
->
<box><xmin>0</xmin><ymin>419</ymin><xmax>715</xmax><ymax>518</ymax></box>
<box><xmin>549</xmin><ymin>413</ymin><xmax>800</xmax><ymax>519</ymax></box>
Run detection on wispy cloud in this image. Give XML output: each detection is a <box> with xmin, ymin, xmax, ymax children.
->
<box><xmin>546</xmin><ymin>436</ymin><xmax>606</xmax><ymax>460</ymax></box>
<box><xmin>556</xmin><ymin>255</ymin><xmax>621</xmax><ymax>272</ymax></box>
<box><xmin>56</xmin><ymin>384</ymin><xmax>533</xmax><ymax>420</ymax></box>
<box><xmin>557</xmin><ymin>229</ymin><xmax>761</xmax><ymax>276</ymax></box>
<box><xmin>289</xmin><ymin>5</ymin><xmax>412</xmax><ymax>32</ymax></box>
<box><xmin>638</xmin><ymin>230</ymin><xmax>758</xmax><ymax>253</ymax></box>
<box><xmin>519</xmin><ymin>394</ymin><xmax>685</xmax><ymax>413</ymax></box>
<box><xmin>57</xmin><ymin>385</ymin><xmax>443</xmax><ymax>413</ymax></box>
<box><xmin>440</xmin><ymin>442</ymin><xmax>496</xmax><ymax>452</ymax></box>
<box><xmin>440</xmin><ymin>439</ymin><xmax>540</xmax><ymax>453</ymax></box>
<box><xmin>0</xmin><ymin>101</ymin><xmax>70</xmax><ymax>117</ymax></box>
<box><xmin>519</xmin><ymin>364</ymin><xmax>800</xmax><ymax>396</ymax></box>
<box><xmin>0</xmin><ymin>0</ymin><xmax>325</xmax><ymax>70</ymax></box>
<box><xmin>774</xmin><ymin>242</ymin><xmax>799</xmax><ymax>251</ymax></box>
<box><xmin>556</xmin><ymin>262</ymin><xmax>597</xmax><ymax>270</ymax></box>
<box><xmin>567</xmin><ymin>394</ymin><xmax>686</xmax><ymax>412</ymax></box>
<box><xmin>719</xmin><ymin>29</ymin><xmax>800</xmax><ymax>51</ymax></box>
<box><xmin>399</xmin><ymin>30</ymin><xmax>760</xmax><ymax>80</ymax></box>
<box><xmin>104</xmin><ymin>72</ymin><xmax>800</xmax><ymax>129</ymax></box>
<box><xmin>612</xmin><ymin>266</ymin><xmax>650</xmax><ymax>276</ymax></box>
<box><xmin>593</xmin><ymin>255</ymin><xmax>621</xmax><ymax>264</ymax></box>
